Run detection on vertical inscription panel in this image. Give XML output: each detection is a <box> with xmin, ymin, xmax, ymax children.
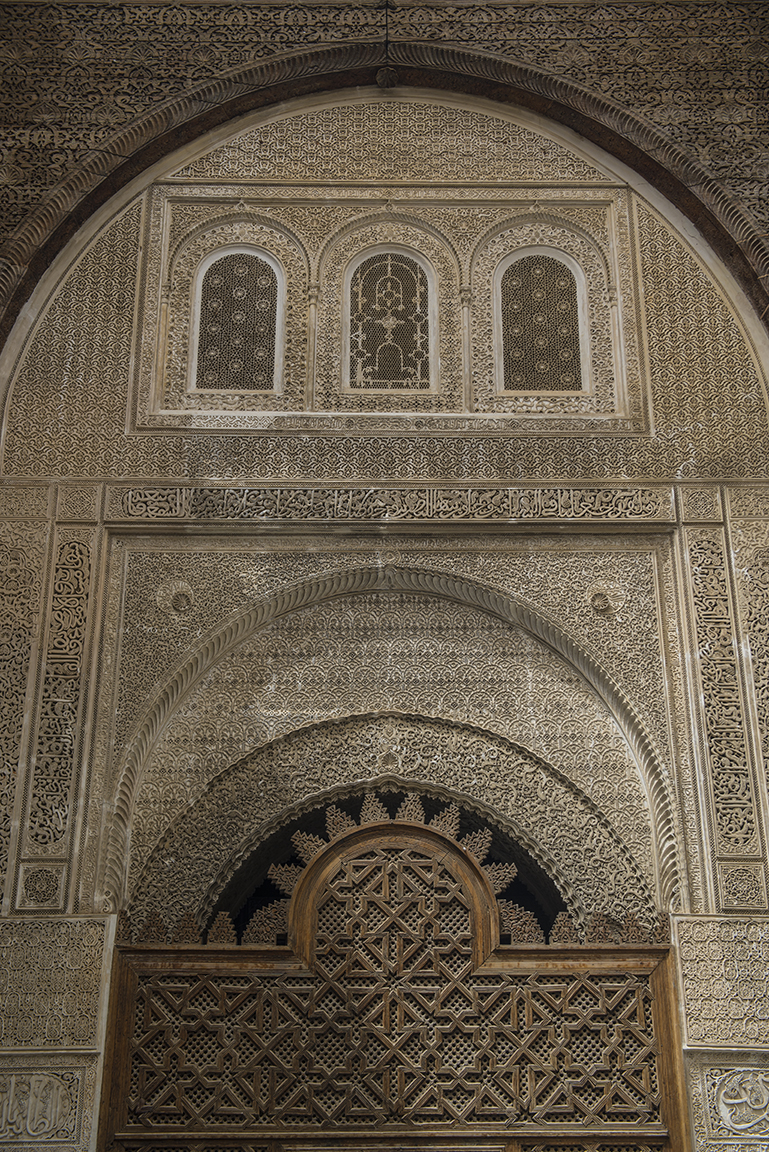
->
<box><xmin>684</xmin><ymin>528</ymin><xmax>764</xmax><ymax>905</ymax></box>
<box><xmin>0</xmin><ymin>521</ymin><xmax>48</xmax><ymax>905</ymax></box>
<box><xmin>18</xmin><ymin>531</ymin><xmax>94</xmax><ymax>911</ymax></box>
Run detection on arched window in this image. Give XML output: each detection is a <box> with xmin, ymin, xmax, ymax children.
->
<box><xmin>192</xmin><ymin>247</ymin><xmax>282</xmax><ymax>392</ymax></box>
<box><xmin>497</xmin><ymin>249</ymin><xmax>587</xmax><ymax>392</ymax></box>
<box><xmin>345</xmin><ymin>248</ymin><xmax>436</xmax><ymax>391</ymax></box>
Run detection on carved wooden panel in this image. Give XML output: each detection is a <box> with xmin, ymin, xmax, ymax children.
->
<box><xmin>103</xmin><ymin>828</ymin><xmax>685</xmax><ymax>1150</ymax></box>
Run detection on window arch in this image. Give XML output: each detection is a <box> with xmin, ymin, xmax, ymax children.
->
<box><xmin>343</xmin><ymin>247</ymin><xmax>438</xmax><ymax>391</ymax></box>
<box><xmin>495</xmin><ymin>247</ymin><xmax>589</xmax><ymax>393</ymax></box>
<box><xmin>191</xmin><ymin>245</ymin><xmax>284</xmax><ymax>392</ymax></box>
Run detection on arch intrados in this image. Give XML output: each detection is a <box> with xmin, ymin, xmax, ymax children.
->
<box><xmin>104</xmin><ymin>563</ymin><xmax>682</xmax><ymax>913</ymax></box>
<box><xmin>2</xmin><ymin>53</ymin><xmax>766</xmax><ymax>352</ymax></box>
<box><xmin>199</xmin><ymin>763</ymin><xmax>584</xmax><ymax>931</ymax></box>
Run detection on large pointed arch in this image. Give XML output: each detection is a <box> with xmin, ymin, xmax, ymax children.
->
<box><xmin>101</xmin><ymin>563</ymin><xmax>683</xmax><ymax>915</ymax></box>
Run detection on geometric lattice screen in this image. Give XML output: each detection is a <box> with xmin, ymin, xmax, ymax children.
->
<box><xmin>196</xmin><ymin>252</ymin><xmax>278</xmax><ymax>391</ymax></box>
<box><xmin>349</xmin><ymin>252</ymin><xmax>431</xmax><ymax>389</ymax></box>
<box><xmin>104</xmin><ymin>820</ymin><xmax>679</xmax><ymax>1150</ymax></box>
<box><xmin>501</xmin><ymin>253</ymin><xmax>582</xmax><ymax>391</ymax></box>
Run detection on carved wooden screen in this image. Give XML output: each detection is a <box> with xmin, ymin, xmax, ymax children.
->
<box><xmin>102</xmin><ymin>826</ymin><xmax>686</xmax><ymax>1151</ymax></box>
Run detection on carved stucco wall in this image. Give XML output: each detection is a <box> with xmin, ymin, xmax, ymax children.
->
<box><xmin>0</xmin><ymin>80</ymin><xmax>768</xmax><ymax>1152</ymax></box>
<box><xmin>3</xmin><ymin>208</ymin><xmax>769</xmax><ymax>478</ymax></box>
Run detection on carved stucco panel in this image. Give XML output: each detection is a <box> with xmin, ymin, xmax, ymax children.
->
<box><xmin>0</xmin><ymin>488</ymin><xmax>50</xmax><ymax>519</ymax></box>
<box><xmin>728</xmin><ymin>488</ymin><xmax>769</xmax><ymax>519</ymax></box>
<box><xmin>688</xmin><ymin>1055</ymin><xmax>769</xmax><ymax>1152</ymax></box>
<box><xmin>2</xmin><ymin>204</ymin><xmax>143</xmax><ymax>479</ymax></box>
<box><xmin>126</xmin><ymin>591</ymin><xmax>656</xmax><ymax>897</ymax></box>
<box><xmin>0</xmin><ymin>1053</ymin><xmax>98</xmax><ymax>1151</ymax></box>
<box><xmin>675</xmin><ymin>917</ymin><xmax>769</xmax><ymax>1047</ymax></box>
<box><xmin>129</xmin><ymin>714</ymin><xmax>657</xmax><ymax>936</ymax></box>
<box><xmin>0</xmin><ymin>919</ymin><xmax>108</xmax><ymax>1048</ymax></box>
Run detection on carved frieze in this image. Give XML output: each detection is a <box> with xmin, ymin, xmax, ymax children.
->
<box><xmin>110</xmin><ymin>483</ymin><xmax>675</xmax><ymax>522</ymax></box>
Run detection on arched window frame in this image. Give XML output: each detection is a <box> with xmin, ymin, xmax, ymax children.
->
<box><xmin>493</xmin><ymin>246</ymin><xmax>591</xmax><ymax>395</ymax></box>
<box><xmin>188</xmin><ymin>244</ymin><xmax>286</xmax><ymax>394</ymax></box>
<box><xmin>341</xmin><ymin>244</ymin><xmax>439</xmax><ymax>393</ymax></box>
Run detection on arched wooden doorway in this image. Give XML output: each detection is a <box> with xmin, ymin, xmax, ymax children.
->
<box><xmin>100</xmin><ymin>786</ymin><xmax>689</xmax><ymax>1150</ymax></box>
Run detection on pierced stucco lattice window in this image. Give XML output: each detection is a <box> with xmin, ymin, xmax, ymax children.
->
<box><xmin>194</xmin><ymin>250</ymin><xmax>279</xmax><ymax>391</ymax></box>
<box><xmin>348</xmin><ymin>251</ymin><xmax>432</xmax><ymax>390</ymax></box>
<box><xmin>499</xmin><ymin>252</ymin><xmax>584</xmax><ymax>392</ymax></box>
